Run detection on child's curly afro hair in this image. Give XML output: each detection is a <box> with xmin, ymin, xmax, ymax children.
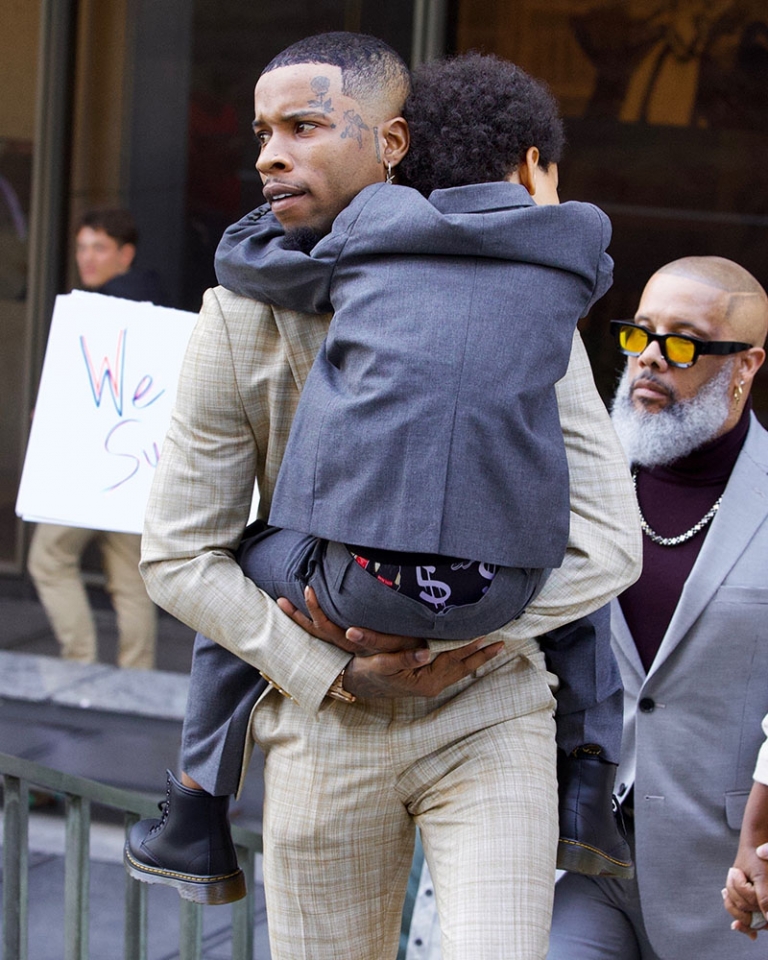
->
<box><xmin>400</xmin><ymin>52</ymin><xmax>564</xmax><ymax>196</ymax></box>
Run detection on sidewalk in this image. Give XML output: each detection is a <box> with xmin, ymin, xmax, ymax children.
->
<box><xmin>0</xmin><ymin>811</ymin><xmax>270</xmax><ymax>960</ymax></box>
<box><xmin>0</xmin><ymin>575</ymin><xmax>270</xmax><ymax>958</ymax></box>
<box><xmin>0</xmin><ymin>575</ymin><xmax>441</xmax><ymax>959</ymax></box>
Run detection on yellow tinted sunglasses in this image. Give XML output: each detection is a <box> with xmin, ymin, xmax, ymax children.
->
<box><xmin>610</xmin><ymin>321</ymin><xmax>751</xmax><ymax>369</ymax></box>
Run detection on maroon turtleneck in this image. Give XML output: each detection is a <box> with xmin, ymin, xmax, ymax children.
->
<box><xmin>619</xmin><ymin>403</ymin><xmax>752</xmax><ymax>672</ymax></box>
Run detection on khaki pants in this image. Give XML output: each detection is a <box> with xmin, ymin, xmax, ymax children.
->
<box><xmin>253</xmin><ymin>655</ymin><xmax>558</xmax><ymax>960</ymax></box>
<box><xmin>28</xmin><ymin>523</ymin><xmax>156</xmax><ymax>669</ymax></box>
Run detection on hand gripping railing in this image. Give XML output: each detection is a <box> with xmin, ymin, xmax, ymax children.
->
<box><xmin>0</xmin><ymin>750</ymin><xmax>262</xmax><ymax>960</ymax></box>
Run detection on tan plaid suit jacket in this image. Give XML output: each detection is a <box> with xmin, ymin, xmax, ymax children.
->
<box><xmin>141</xmin><ymin>285</ymin><xmax>640</xmax><ymax>959</ymax></box>
<box><xmin>142</xmin><ymin>285</ymin><xmax>640</xmax><ymax>711</ymax></box>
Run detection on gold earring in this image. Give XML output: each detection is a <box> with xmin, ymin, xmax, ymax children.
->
<box><xmin>733</xmin><ymin>381</ymin><xmax>744</xmax><ymax>404</ymax></box>
<box><xmin>385</xmin><ymin>162</ymin><xmax>394</xmax><ymax>185</ymax></box>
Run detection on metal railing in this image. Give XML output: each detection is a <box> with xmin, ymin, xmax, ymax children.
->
<box><xmin>0</xmin><ymin>750</ymin><xmax>262</xmax><ymax>960</ymax></box>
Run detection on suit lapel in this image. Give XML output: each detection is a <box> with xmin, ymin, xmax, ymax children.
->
<box><xmin>647</xmin><ymin>420</ymin><xmax>768</xmax><ymax>679</ymax></box>
<box><xmin>272</xmin><ymin>306</ymin><xmax>330</xmax><ymax>392</ymax></box>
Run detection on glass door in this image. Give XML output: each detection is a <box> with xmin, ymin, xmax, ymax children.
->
<box><xmin>0</xmin><ymin>0</ymin><xmax>41</xmax><ymax>567</ymax></box>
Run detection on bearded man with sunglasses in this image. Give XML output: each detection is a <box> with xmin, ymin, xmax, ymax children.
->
<box><xmin>548</xmin><ymin>255</ymin><xmax>768</xmax><ymax>960</ymax></box>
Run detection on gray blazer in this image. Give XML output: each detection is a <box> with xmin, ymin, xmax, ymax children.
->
<box><xmin>611</xmin><ymin>414</ymin><xmax>768</xmax><ymax>959</ymax></box>
<box><xmin>216</xmin><ymin>182</ymin><xmax>613</xmax><ymax>568</ymax></box>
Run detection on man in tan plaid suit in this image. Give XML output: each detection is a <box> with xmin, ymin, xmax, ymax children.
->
<box><xmin>138</xmin><ymin>33</ymin><xmax>641</xmax><ymax>960</ymax></box>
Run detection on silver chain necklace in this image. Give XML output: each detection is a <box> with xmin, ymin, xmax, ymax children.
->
<box><xmin>632</xmin><ymin>469</ymin><xmax>723</xmax><ymax>547</ymax></box>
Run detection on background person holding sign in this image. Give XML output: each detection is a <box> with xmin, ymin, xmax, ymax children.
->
<box><xmin>27</xmin><ymin>209</ymin><xmax>165</xmax><ymax>670</ymax></box>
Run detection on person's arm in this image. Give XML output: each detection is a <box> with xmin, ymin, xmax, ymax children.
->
<box><xmin>214</xmin><ymin>204</ymin><xmax>337</xmax><ymax>314</ymax></box>
<box><xmin>724</xmin><ymin>782</ymin><xmax>768</xmax><ymax>939</ymax></box>
<box><xmin>724</xmin><ymin>714</ymin><xmax>768</xmax><ymax>938</ymax></box>
<box><xmin>141</xmin><ymin>286</ymin><xmax>351</xmax><ymax>714</ymax></box>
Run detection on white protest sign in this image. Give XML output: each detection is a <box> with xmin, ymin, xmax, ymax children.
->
<box><xmin>17</xmin><ymin>291</ymin><xmax>199</xmax><ymax>533</ymax></box>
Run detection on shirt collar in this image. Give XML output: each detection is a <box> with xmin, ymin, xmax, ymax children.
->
<box><xmin>428</xmin><ymin>181</ymin><xmax>534</xmax><ymax>214</ymax></box>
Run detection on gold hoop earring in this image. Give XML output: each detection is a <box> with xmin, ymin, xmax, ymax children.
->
<box><xmin>385</xmin><ymin>162</ymin><xmax>394</xmax><ymax>185</ymax></box>
<box><xmin>733</xmin><ymin>381</ymin><xmax>744</xmax><ymax>404</ymax></box>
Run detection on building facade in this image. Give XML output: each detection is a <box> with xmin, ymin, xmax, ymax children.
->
<box><xmin>2</xmin><ymin>0</ymin><xmax>767</xmax><ymax>572</ymax></box>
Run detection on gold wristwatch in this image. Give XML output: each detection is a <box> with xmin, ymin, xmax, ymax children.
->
<box><xmin>327</xmin><ymin>667</ymin><xmax>356</xmax><ymax>703</ymax></box>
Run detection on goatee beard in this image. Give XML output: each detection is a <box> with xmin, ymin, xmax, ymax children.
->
<box><xmin>283</xmin><ymin>227</ymin><xmax>322</xmax><ymax>254</ymax></box>
<box><xmin>610</xmin><ymin>360</ymin><xmax>735</xmax><ymax>468</ymax></box>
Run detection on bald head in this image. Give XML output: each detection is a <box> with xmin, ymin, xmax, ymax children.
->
<box><xmin>655</xmin><ymin>256</ymin><xmax>768</xmax><ymax>347</ymax></box>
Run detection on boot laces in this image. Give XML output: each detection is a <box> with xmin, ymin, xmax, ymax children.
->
<box><xmin>147</xmin><ymin>782</ymin><xmax>172</xmax><ymax>836</ymax></box>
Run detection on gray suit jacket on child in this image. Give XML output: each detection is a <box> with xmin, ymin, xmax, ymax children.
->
<box><xmin>217</xmin><ymin>181</ymin><xmax>613</xmax><ymax>568</ymax></box>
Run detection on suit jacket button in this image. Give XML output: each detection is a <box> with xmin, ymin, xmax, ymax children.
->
<box><xmin>639</xmin><ymin>697</ymin><xmax>655</xmax><ymax>713</ymax></box>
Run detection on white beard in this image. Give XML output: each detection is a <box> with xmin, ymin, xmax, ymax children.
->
<box><xmin>610</xmin><ymin>360</ymin><xmax>735</xmax><ymax>468</ymax></box>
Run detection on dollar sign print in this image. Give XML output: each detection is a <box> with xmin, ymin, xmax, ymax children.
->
<box><xmin>416</xmin><ymin>566</ymin><xmax>451</xmax><ymax>608</ymax></box>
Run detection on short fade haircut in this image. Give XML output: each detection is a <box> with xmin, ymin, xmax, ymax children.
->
<box><xmin>262</xmin><ymin>31</ymin><xmax>410</xmax><ymax>114</ymax></box>
<box><xmin>400</xmin><ymin>53</ymin><xmax>565</xmax><ymax>196</ymax></box>
<box><xmin>77</xmin><ymin>209</ymin><xmax>138</xmax><ymax>248</ymax></box>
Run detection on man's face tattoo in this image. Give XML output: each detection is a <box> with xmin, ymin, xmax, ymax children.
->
<box><xmin>341</xmin><ymin>110</ymin><xmax>370</xmax><ymax>148</ymax></box>
<box><xmin>308</xmin><ymin>76</ymin><xmax>334</xmax><ymax>116</ymax></box>
<box><xmin>253</xmin><ymin>63</ymin><xmax>387</xmax><ymax>236</ymax></box>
